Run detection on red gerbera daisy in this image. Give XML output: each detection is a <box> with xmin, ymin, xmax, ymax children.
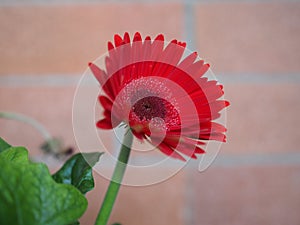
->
<box><xmin>89</xmin><ymin>32</ymin><xmax>229</xmax><ymax>161</ymax></box>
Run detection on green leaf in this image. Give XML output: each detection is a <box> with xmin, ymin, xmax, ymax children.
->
<box><xmin>0</xmin><ymin>147</ymin><xmax>87</xmax><ymax>225</ymax></box>
<box><xmin>0</xmin><ymin>146</ymin><xmax>28</xmax><ymax>164</ymax></box>
<box><xmin>0</xmin><ymin>137</ymin><xmax>11</xmax><ymax>152</ymax></box>
<box><xmin>52</xmin><ymin>152</ymin><xmax>103</xmax><ymax>194</ymax></box>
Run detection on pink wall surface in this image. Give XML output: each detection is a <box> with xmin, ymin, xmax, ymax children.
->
<box><xmin>0</xmin><ymin>1</ymin><xmax>299</xmax><ymax>225</ymax></box>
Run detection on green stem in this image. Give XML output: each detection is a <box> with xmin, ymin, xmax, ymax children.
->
<box><xmin>0</xmin><ymin>111</ymin><xmax>52</xmax><ymax>140</ymax></box>
<box><xmin>95</xmin><ymin>129</ymin><xmax>133</xmax><ymax>225</ymax></box>
<box><xmin>0</xmin><ymin>111</ymin><xmax>59</xmax><ymax>153</ymax></box>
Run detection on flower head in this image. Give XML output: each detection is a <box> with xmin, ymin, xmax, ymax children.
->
<box><xmin>89</xmin><ymin>32</ymin><xmax>229</xmax><ymax>161</ymax></box>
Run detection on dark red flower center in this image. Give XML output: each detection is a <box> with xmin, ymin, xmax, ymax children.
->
<box><xmin>132</xmin><ymin>96</ymin><xmax>167</xmax><ymax>120</ymax></box>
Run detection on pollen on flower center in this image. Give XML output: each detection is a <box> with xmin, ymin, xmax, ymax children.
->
<box><xmin>132</xmin><ymin>96</ymin><xmax>167</xmax><ymax>120</ymax></box>
<box><xmin>115</xmin><ymin>77</ymin><xmax>181</xmax><ymax>129</ymax></box>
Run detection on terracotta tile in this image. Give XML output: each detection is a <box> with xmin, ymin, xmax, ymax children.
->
<box><xmin>0</xmin><ymin>86</ymin><xmax>115</xmax><ymax>157</ymax></box>
<box><xmin>188</xmin><ymin>166</ymin><xmax>300</xmax><ymax>225</ymax></box>
<box><xmin>0</xmin><ymin>3</ymin><xmax>183</xmax><ymax>75</ymax></box>
<box><xmin>222</xmin><ymin>83</ymin><xmax>300</xmax><ymax>154</ymax></box>
<box><xmin>0</xmin><ymin>85</ymin><xmax>171</xmax><ymax>161</ymax></box>
<box><xmin>0</xmin><ymin>87</ymin><xmax>75</xmax><ymax>155</ymax></box>
<box><xmin>1</xmin><ymin>83</ymin><xmax>299</xmax><ymax>157</ymax></box>
<box><xmin>80</xmin><ymin>169</ymin><xmax>186</xmax><ymax>225</ymax></box>
<box><xmin>195</xmin><ymin>2</ymin><xmax>300</xmax><ymax>73</ymax></box>
<box><xmin>2</xmin><ymin>84</ymin><xmax>299</xmax><ymax>225</ymax></box>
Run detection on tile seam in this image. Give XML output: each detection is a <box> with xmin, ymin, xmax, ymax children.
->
<box><xmin>182</xmin><ymin>2</ymin><xmax>197</xmax><ymax>224</ymax></box>
<box><xmin>85</xmin><ymin>152</ymin><xmax>300</xmax><ymax>168</ymax></box>
<box><xmin>0</xmin><ymin>0</ymin><xmax>299</xmax><ymax>6</ymax></box>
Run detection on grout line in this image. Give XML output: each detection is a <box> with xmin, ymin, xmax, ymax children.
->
<box><xmin>0</xmin><ymin>75</ymin><xmax>82</xmax><ymax>87</ymax></box>
<box><xmin>181</xmin><ymin>150</ymin><xmax>300</xmax><ymax>225</ymax></box>
<box><xmin>190</xmin><ymin>152</ymin><xmax>300</xmax><ymax>168</ymax></box>
<box><xmin>218</xmin><ymin>72</ymin><xmax>300</xmax><ymax>84</ymax></box>
<box><xmin>182</xmin><ymin>3</ymin><xmax>196</xmax><ymax>224</ymax></box>
<box><xmin>0</xmin><ymin>0</ymin><xmax>299</xmax><ymax>6</ymax></box>
<box><xmin>94</xmin><ymin>152</ymin><xmax>300</xmax><ymax>168</ymax></box>
<box><xmin>184</xmin><ymin>0</ymin><xmax>300</xmax><ymax>3</ymax></box>
<box><xmin>183</xmin><ymin>168</ymin><xmax>196</xmax><ymax>225</ymax></box>
<box><xmin>183</xmin><ymin>1</ymin><xmax>196</xmax><ymax>51</ymax></box>
<box><xmin>0</xmin><ymin>73</ymin><xmax>299</xmax><ymax>87</ymax></box>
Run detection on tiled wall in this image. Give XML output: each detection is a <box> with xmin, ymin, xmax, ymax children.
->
<box><xmin>1</xmin><ymin>1</ymin><xmax>300</xmax><ymax>225</ymax></box>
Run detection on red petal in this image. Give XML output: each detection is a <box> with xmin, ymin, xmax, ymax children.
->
<box><xmin>154</xmin><ymin>34</ymin><xmax>164</xmax><ymax>41</ymax></box>
<box><xmin>108</xmin><ymin>41</ymin><xmax>114</xmax><ymax>51</ymax></box>
<box><xmin>175</xmin><ymin>145</ymin><xmax>197</xmax><ymax>159</ymax></box>
<box><xmin>158</xmin><ymin>142</ymin><xmax>186</xmax><ymax>161</ymax></box>
<box><xmin>150</xmin><ymin>36</ymin><xmax>164</xmax><ymax>61</ymax></box>
<box><xmin>199</xmin><ymin>122</ymin><xmax>227</xmax><ymax>134</ymax></box>
<box><xmin>199</xmin><ymin>133</ymin><xmax>226</xmax><ymax>142</ymax></box>
<box><xmin>89</xmin><ymin>63</ymin><xmax>115</xmax><ymax>100</ymax></box>
<box><xmin>123</xmin><ymin>32</ymin><xmax>130</xmax><ymax>44</ymax></box>
<box><xmin>185</xmin><ymin>60</ymin><xmax>205</xmax><ymax>78</ymax></box>
<box><xmin>114</xmin><ymin>34</ymin><xmax>123</xmax><ymax>47</ymax></box>
<box><xmin>133</xmin><ymin>32</ymin><xmax>142</xmax><ymax>42</ymax></box>
<box><xmin>103</xmin><ymin>110</ymin><xmax>111</xmax><ymax>118</ymax></box>
<box><xmin>171</xmin><ymin>39</ymin><xmax>177</xmax><ymax>44</ymax></box>
<box><xmin>206</xmin><ymin>100</ymin><xmax>230</xmax><ymax>113</ymax></box>
<box><xmin>98</xmin><ymin>95</ymin><xmax>113</xmax><ymax>111</ymax></box>
<box><xmin>197</xmin><ymin>63</ymin><xmax>210</xmax><ymax>77</ymax></box>
<box><xmin>178</xmin><ymin>52</ymin><xmax>197</xmax><ymax>70</ymax></box>
<box><xmin>96</xmin><ymin>118</ymin><xmax>113</xmax><ymax>129</ymax></box>
<box><xmin>194</xmin><ymin>146</ymin><xmax>205</xmax><ymax>154</ymax></box>
<box><xmin>89</xmin><ymin>62</ymin><xmax>105</xmax><ymax>84</ymax></box>
<box><xmin>161</xmin><ymin>40</ymin><xmax>186</xmax><ymax>67</ymax></box>
<box><xmin>178</xmin><ymin>41</ymin><xmax>186</xmax><ymax>47</ymax></box>
<box><xmin>172</xmin><ymin>137</ymin><xmax>206</xmax><ymax>158</ymax></box>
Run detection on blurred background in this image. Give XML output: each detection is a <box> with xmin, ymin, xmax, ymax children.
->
<box><xmin>0</xmin><ymin>0</ymin><xmax>300</xmax><ymax>225</ymax></box>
